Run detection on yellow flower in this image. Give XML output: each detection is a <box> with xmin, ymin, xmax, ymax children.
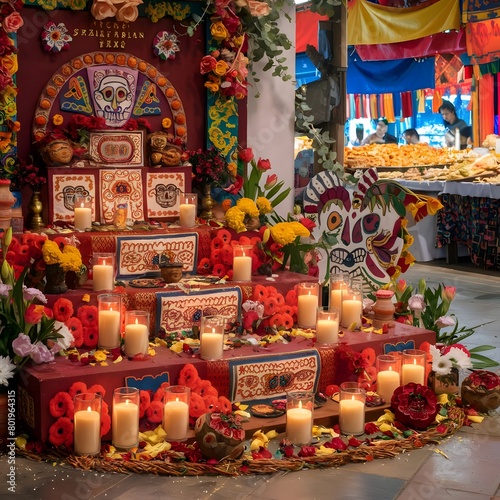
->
<box><xmin>225</xmin><ymin>206</ymin><xmax>246</xmax><ymax>232</ymax></box>
<box><xmin>214</xmin><ymin>60</ymin><xmax>229</xmax><ymax>77</ymax></box>
<box><xmin>227</xmin><ymin>162</ymin><xmax>237</xmax><ymax>176</ymax></box>
<box><xmin>161</xmin><ymin>117</ymin><xmax>172</xmax><ymax>129</ymax></box>
<box><xmin>289</xmin><ymin>221</ymin><xmax>310</xmax><ymax>238</ymax></box>
<box><xmin>210</xmin><ymin>21</ymin><xmax>229</xmax><ymax>41</ymax></box>
<box><xmin>270</xmin><ymin>222</ymin><xmax>296</xmax><ymax>246</ymax></box>
<box><xmin>52</xmin><ymin>114</ymin><xmax>64</xmax><ymax>126</ymax></box>
<box><xmin>427</xmin><ymin>197</ymin><xmax>443</xmax><ymax>215</ymax></box>
<box><xmin>233</xmin><ymin>35</ymin><xmax>245</xmax><ymax>47</ymax></box>
<box><xmin>204</xmin><ymin>80</ymin><xmax>220</xmax><ymax>93</ymax></box>
<box><xmin>256</xmin><ymin>197</ymin><xmax>272</xmax><ymax>215</ymax></box>
<box><xmin>42</xmin><ymin>240</ymin><xmax>63</xmax><ymax>266</ymax></box>
<box><xmin>236</xmin><ymin>198</ymin><xmax>259</xmax><ymax>218</ymax></box>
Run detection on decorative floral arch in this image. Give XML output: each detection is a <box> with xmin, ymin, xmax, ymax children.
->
<box><xmin>32</xmin><ymin>51</ymin><xmax>187</xmax><ymax>142</ymax></box>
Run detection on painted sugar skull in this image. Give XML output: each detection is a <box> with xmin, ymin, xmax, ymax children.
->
<box><xmin>303</xmin><ymin>169</ymin><xmax>417</xmax><ymax>289</ymax></box>
<box><xmin>89</xmin><ymin>67</ymin><xmax>138</xmax><ymax>127</ymax></box>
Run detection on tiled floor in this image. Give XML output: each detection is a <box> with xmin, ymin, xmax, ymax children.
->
<box><xmin>1</xmin><ymin>261</ymin><xmax>500</xmax><ymax>500</ymax></box>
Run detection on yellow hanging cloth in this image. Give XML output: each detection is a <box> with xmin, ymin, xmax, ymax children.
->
<box><xmin>370</xmin><ymin>94</ymin><xmax>378</xmax><ymax>119</ymax></box>
<box><xmin>417</xmin><ymin>89</ymin><xmax>426</xmax><ymax>114</ymax></box>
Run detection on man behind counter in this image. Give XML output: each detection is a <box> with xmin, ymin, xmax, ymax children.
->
<box><xmin>361</xmin><ymin>118</ymin><xmax>398</xmax><ymax>145</ymax></box>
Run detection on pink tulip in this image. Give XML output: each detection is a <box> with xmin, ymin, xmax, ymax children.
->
<box><xmin>264</xmin><ymin>174</ymin><xmax>277</xmax><ymax>189</ymax></box>
<box><xmin>442</xmin><ymin>286</ymin><xmax>456</xmax><ymax>303</ymax></box>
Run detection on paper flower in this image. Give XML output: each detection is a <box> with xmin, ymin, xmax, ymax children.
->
<box><xmin>41</xmin><ymin>22</ymin><xmax>72</xmax><ymax>53</ymax></box>
<box><xmin>153</xmin><ymin>31</ymin><xmax>180</xmax><ymax>61</ymax></box>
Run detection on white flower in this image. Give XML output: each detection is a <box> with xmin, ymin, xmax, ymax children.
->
<box><xmin>435</xmin><ymin>316</ymin><xmax>455</xmax><ymax>329</ymax></box>
<box><xmin>429</xmin><ymin>344</ymin><xmax>441</xmax><ymax>360</ymax></box>
<box><xmin>408</xmin><ymin>294</ymin><xmax>425</xmax><ymax>312</ymax></box>
<box><xmin>445</xmin><ymin>347</ymin><xmax>472</xmax><ymax>370</ymax></box>
<box><xmin>432</xmin><ymin>355</ymin><xmax>453</xmax><ymax>376</ymax></box>
<box><xmin>51</xmin><ymin>322</ymin><xmax>74</xmax><ymax>351</ymax></box>
<box><xmin>0</xmin><ymin>355</ymin><xmax>16</xmax><ymax>387</ymax></box>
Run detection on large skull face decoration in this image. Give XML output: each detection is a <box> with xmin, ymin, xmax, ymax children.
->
<box><xmin>304</xmin><ymin>169</ymin><xmax>412</xmax><ymax>289</ymax></box>
<box><xmin>88</xmin><ymin>67</ymin><xmax>138</xmax><ymax>127</ymax></box>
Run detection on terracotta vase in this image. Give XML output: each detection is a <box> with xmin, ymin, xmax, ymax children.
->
<box><xmin>0</xmin><ymin>179</ymin><xmax>15</xmax><ymax>232</ymax></box>
<box><xmin>28</xmin><ymin>190</ymin><xmax>44</xmax><ymax>231</ymax></box>
<box><xmin>372</xmin><ymin>289</ymin><xmax>395</xmax><ymax>328</ymax></box>
<box><xmin>44</xmin><ymin>263</ymin><xmax>68</xmax><ymax>294</ymax></box>
<box><xmin>428</xmin><ymin>367</ymin><xmax>460</xmax><ymax>395</ymax></box>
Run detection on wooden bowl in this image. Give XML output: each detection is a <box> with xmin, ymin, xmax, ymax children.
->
<box><xmin>160</xmin><ymin>262</ymin><xmax>183</xmax><ymax>283</ymax></box>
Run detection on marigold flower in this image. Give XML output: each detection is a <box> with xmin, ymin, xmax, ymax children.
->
<box><xmin>236</xmin><ymin>197</ymin><xmax>259</xmax><ymax>217</ymax></box>
<box><xmin>256</xmin><ymin>197</ymin><xmax>272</xmax><ymax>215</ymax></box>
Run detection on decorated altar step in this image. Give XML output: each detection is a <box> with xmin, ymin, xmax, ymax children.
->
<box><xmin>16</xmin><ymin>323</ymin><xmax>435</xmax><ymax>444</ymax></box>
<box><xmin>44</xmin><ymin>270</ymin><xmax>318</xmax><ymax>335</ymax></box>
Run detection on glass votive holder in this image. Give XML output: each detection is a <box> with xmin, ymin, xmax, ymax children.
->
<box><xmin>286</xmin><ymin>391</ymin><xmax>314</xmax><ymax>446</ymax></box>
<box><xmin>112</xmin><ymin>387</ymin><xmax>140</xmax><ymax>450</ymax></box>
<box><xmin>163</xmin><ymin>385</ymin><xmax>191</xmax><ymax>441</ymax></box>
<box><xmin>329</xmin><ymin>273</ymin><xmax>350</xmax><ymax>316</ymax></box>
<box><xmin>232</xmin><ymin>244</ymin><xmax>252</xmax><ymax>281</ymax></box>
<box><xmin>73</xmin><ymin>393</ymin><xmax>102</xmax><ymax>456</ymax></box>
<box><xmin>200</xmin><ymin>315</ymin><xmax>225</xmax><ymax>361</ymax></box>
<box><xmin>402</xmin><ymin>349</ymin><xmax>426</xmax><ymax>386</ymax></box>
<box><xmin>315</xmin><ymin>306</ymin><xmax>339</xmax><ymax>346</ymax></box>
<box><xmin>114</xmin><ymin>199</ymin><xmax>128</xmax><ymax>229</ymax></box>
<box><xmin>341</xmin><ymin>281</ymin><xmax>363</xmax><ymax>329</ymax></box>
<box><xmin>297</xmin><ymin>282</ymin><xmax>319</xmax><ymax>329</ymax></box>
<box><xmin>97</xmin><ymin>293</ymin><xmax>122</xmax><ymax>349</ymax></box>
<box><xmin>179</xmin><ymin>192</ymin><xmax>197</xmax><ymax>228</ymax></box>
<box><xmin>339</xmin><ymin>382</ymin><xmax>366</xmax><ymax>436</ymax></box>
<box><xmin>73</xmin><ymin>194</ymin><xmax>93</xmax><ymax>231</ymax></box>
<box><xmin>376</xmin><ymin>355</ymin><xmax>401</xmax><ymax>403</ymax></box>
<box><xmin>124</xmin><ymin>310</ymin><xmax>150</xmax><ymax>357</ymax></box>
<box><xmin>92</xmin><ymin>252</ymin><xmax>116</xmax><ymax>292</ymax></box>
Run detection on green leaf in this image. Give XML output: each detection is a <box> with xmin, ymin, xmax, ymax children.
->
<box><xmin>469</xmin><ymin>345</ymin><xmax>497</xmax><ymax>352</ymax></box>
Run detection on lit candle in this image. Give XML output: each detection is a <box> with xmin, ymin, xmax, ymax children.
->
<box><xmin>74</xmin><ymin>206</ymin><xmax>92</xmax><ymax>231</ymax></box>
<box><xmin>179</xmin><ymin>203</ymin><xmax>196</xmax><ymax>228</ymax></box>
<box><xmin>377</xmin><ymin>368</ymin><xmax>401</xmax><ymax>402</ymax></box>
<box><xmin>286</xmin><ymin>401</ymin><xmax>312</xmax><ymax>445</ymax></box>
<box><xmin>339</xmin><ymin>396</ymin><xmax>365</xmax><ymax>436</ymax></box>
<box><xmin>298</xmin><ymin>292</ymin><xmax>318</xmax><ymax>329</ymax></box>
<box><xmin>402</xmin><ymin>360</ymin><xmax>425</xmax><ymax>385</ymax></box>
<box><xmin>112</xmin><ymin>399</ymin><xmax>139</xmax><ymax>449</ymax></box>
<box><xmin>74</xmin><ymin>407</ymin><xmax>101</xmax><ymax>455</ymax></box>
<box><xmin>124</xmin><ymin>319</ymin><xmax>149</xmax><ymax>357</ymax></box>
<box><xmin>233</xmin><ymin>255</ymin><xmax>252</xmax><ymax>281</ymax></box>
<box><xmin>98</xmin><ymin>309</ymin><xmax>121</xmax><ymax>349</ymax></box>
<box><xmin>316</xmin><ymin>317</ymin><xmax>339</xmax><ymax>345</ymax></box>
<box><xmin>330</xmin><ymin>289</ymin><xmax>342</xmax><ymax>312</ymax></box>
<box><xmin>93</xmin><ymin>264</ymin><xmax>114</xmax><ymax>291</ymax></box>
<box><xmin>163</xmin><ymin>397</ymin><xmax>190</xmax><ymax>441</ymax></box>
<box><xmin>200</xmin><ymin>330</ymin><xmax>224</xmax><ymax>360</ymax></box>
<box><xmin>341</xmin><ymin>299</ymin><xmax>362</xmax><ymax>328</ymax></box>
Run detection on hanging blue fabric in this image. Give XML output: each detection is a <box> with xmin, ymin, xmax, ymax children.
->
<box><xmin>347</xmin><ymin>50</ymin><xmax>435</xmax><ymax>94</ymax></box>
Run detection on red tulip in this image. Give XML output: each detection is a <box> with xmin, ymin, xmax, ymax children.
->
<box><xmin>238</xmin><ymin>147</ymin><xmax>253</xmax><ymax>163</ymax></box>
<box><xmin>256</xmin><ymin>158</ymin><xmax>271</xmax><ymax>171</ymax></box>
<box><xmin>24</xmin><ymin>303</ymin><xmax>46</xmax><ymax>324</ymax></box>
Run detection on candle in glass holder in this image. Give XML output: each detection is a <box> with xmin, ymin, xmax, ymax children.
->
<box><xmin>376</xmin><ymin>355</ymin><xmax>401</xmax><ymax>402</ymax></box>
<box><xmin>232</xmin><ymin>244</ymin><xmax>252</xmax><ymax>281</ymax></box>
<box><xmin>339</xmin><ymin>382</ymin><xmax>365</xmax><ymax>436</ymax></box>
<box><xmin>315</xmin><ymin>306</ymin><xmax>339</xmax><ymax>346</ymax></box>
<box><xmin>179</xmin><ymin>193</ymin><xmax>197</xmax><ymax>228</ymax></box>
<box><xmin>112</xmin><ymin>387</ymin><xmax>140</xmax><ymax>449</ymax></box>
<box><xmin>330</xmin><ymin>273</ymin><xmax>350</xmax><ymax>321</ymax></box>
<box><xmin>98</xmin><ymin>293</ymin><xmax>122</xmax><ymax>349</ymax></box>
<box><xmin>93</xmin><ymin>252</ymin><xmax>115</xmax><ymax>291</ymax></box>
<box><xmin>74</xmin><ymin>393</ymin><xmax>101</xmax><ymax>456</ymax></box>
<box><xmin>124</xmin><ymin>310</ymin><xmax>149</xmax><ymax>357</ymax></box>
<box><xmin>73</xmin><ymin>194</ymin><xmax>93</xmax><ymax>231</ymax></box>
<box><xmin>402</xmin><ymin>349</ymin><xmax>426</xmax><ymax>385</ymax></box>
<box><xmin>341</xmin><ymin>280</ymin><xmax>363</xmax><ymax>329</ymax></box>
<box><xmin>200</xmin><ymin>315</ymin><xmax>225</xmax><ymax>361</ymax></box>
<box><xmin>297</xmin><ymin>282</ymin><xmax>319</xmax><ymax>329</ymax></box>
<box><xmin>163</xmin><ymin>386</ymin><xmax>190</xmax><ymax>441</ymax></box>
<box><xmin>286</xmin><ymin>391</ymin><xmax>313</xmax><ymax>445</ymax></box>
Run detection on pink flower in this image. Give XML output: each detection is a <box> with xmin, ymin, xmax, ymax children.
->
<box><xmin>30</xmin><ymin>343</ymin><xmax>54</xmax><ymax>364</ymax></box>
<box><xmin>256</xmin><ymin>158</ymin><xmax>271</xmax><ymax>171</ymax></box>
<box><xmin>242</xmin><ymin>310</ymin><xmax>259</xmax><ymax>330</ymax></box>
<box><xmin>442</xmin><ymin>286</ymin><xmax>456</xmax><ymax>303</ymax></box>
<box><xmin>12</xmin><ymin>333</ymin><xmax>35</xmax><ymax>357</ymax></box>
<box><xmin>396</xmin><ymin>280</ymin><xmax>406</xmax><ymax>293</ymax></box>
<box><xmin>264</xmin><ymin>174</ymin><xmax>277</xmax><ymax>189</ymax></box>
<box><xmin>3</xmin><ymin>12</ymin><xmax>24</xmax><ymax>33</ymax></box>
<box><xmin>408</xmin><ymin>294</ymin><xmax>425</xmax><ymax>312</ymax></box>
<box><xmin>435</xmin><ymin>315</ymin><xmax>455</xmax><ymax>329</ymax></box>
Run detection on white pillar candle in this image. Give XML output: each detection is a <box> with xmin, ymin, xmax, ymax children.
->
<box><xmin>98</xmin><ymin>309</ymin><xmax>121</xmax><ymax>348</ymax></box>
<box><xmin>341</xmin><ymin>299</ymin><xmax>362</xmax><ymax>328</ymax></box>
<box><xmin>200</xmin><ymin>331</ymin><xmax>224</xmax><ymax>360</ymax></box>
<box><xmin>232</xmin><ymin>255</ymin><xmax>252</xmax><ymax>281</ymax></box>
<box><xmin>330</xmin><ymin>289</ymin><xmax>342</xmax><ymax>312</ymax></box>
<box><xmin>163</xmin><ymin>398</ymin><xmax>190</xmax><ymax>441</ymax></box>
<box><xmin>298</xmin><ymin>293</ymin><xmax>318</xmax><ymax>328</ymax></box>
<box><xmin>316</xmin><ymin>318</ymin><xmax>339</xmax><ymax>344</ymax></box>
<box><xmin>339</xmin><ymin>397</ymin><xmax>365</xmax><ymax>436</ymax></box>
<box><xmin>377</xmin><ymin>368</ymin><xmax>401</xmax><ymax>402</ymax></box>
<box><xmin>112</xmin><ymin>400</ymin><xmax>139</xmax><ymax>449</ymax></box>
<box><xmin>179</xmin><ymin>203</ymin><xmax>196</xmax><ymax>228</ymax></box>
<box><xmin>93</xmin><ymin>264</ymin><xmax>114</xmax><ymax>291</ymax></box>
<box><xmin>74</xmin><ymin>407</ymin><xmax>101</xmax><ymax>455</ymax></box>
<box><xmin>286</xmin><ymin>404</ymin><xmax>313</xmax><ymax>445</ymax></box>
<box><xmin>401</xmin><ymin>362</ymin><xmax>425</xmax><ymax>385</ymax></box>
<box><xmin>124</xmin><ymin>321</ymin><xmax>149</xmax><ymax>357</ymax></box>
<box><xmin>74</xmin><ymin>207</ymin><xmax>92</xmax><ymax>231</ymax></box>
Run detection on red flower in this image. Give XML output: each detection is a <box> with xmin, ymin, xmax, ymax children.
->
<box><xmin>88</xmin><ymin>384</ymin><xmax>106</xmax><ymax>398</ymax></box>
<box><xmin>238</xmin><ymin>147</ymin><xmax>254</xmax><ymax>163</ymax></box>
<box><xmin>391</xmin><ymin>383</ymin><xmax>439</xmax><ymax>430</ymax></box>
<box><xmin>101</xmin><ymin>402</ymin><xmax>111</xmax><ymax>436</ymax></box>
<box><xmin>24</xmin><ymin>304</ymin><xmax>46</xmax><ymax>324</ymax></box>
<box><xmin>256</xmin><ymin>158</ymin><xmax>271</xmax><ymax>171</ymax></box>
<box><xmin>217</xmin><ymin>396</ymin><xmax>232</xmax><ymax>414</ymax></box>
<box><xmin>68</xmin><ymin>382</ymin><xmax>87</xmax><ymax>399</ymax></box>
<box><xmin>139</xmin><ymin>390</ymin><xmax>151</xmax><ymax>418</ymax></box>
<box><xmin>48</xmin><ymin>417</ymin><xmax>73</xmax><ymax>447</ymax></box>
<box><xmin>242</xmin><ymin>310</ymin><xmax>259</xmax><ymax>330</ymax></box>
<box><xmin>194</xmin><ymin>380</ymin><xmax>218</xmax><ymax>399</ymax></box>
<box><xmin>325</xmin><ymin>437</ymin><xmax>347</xmax><ymax>450</ymax></box>
<box><xmin>178</xmin><ymin>364</ymin><xmax>200</xmax><ymax>389</ymax></box>
<box><xmin>82</xmin><ymin>326</ymin><xmax>98</xmax><ymax>348</ymax></box>
<box><xmin>364</xmin><ymin>422</ymin><xmax>379</xmax><ymax>435</ymax></box>
<box><xmin>299</xmin><ymin>217</ymin><xmax>316</xmax><ymax>232</ymax></box>
<box><xmin>78</xmin><ymin>305</ymin><xmax>98</xmax><ymax>326</ymax></box>
<box><xmin>189</xmin><ymin>393</ymin><xmax>207</xmax><ymax>418</ymax></box>
<box><xmin>348</xmin><ymin>436</ymin><xmax>363</xmax><ymax>447</ymax></box>
<box><xmin>146</xmin><ymin>401</ymin><xmax>164</xmax><ymax>423</ymax></box>
<box><xmin>53</xmin><ymin>297</ymin><xmax>74</xmax><ymax>322</ymax></box>
<box><xmin>49</xmin><ymin>392</ymin><xmax>74</xmax><ymax>418</ymax></box>
<box><xmin>212</xmin><ymin>263</ymin><xmax>227</xmax><ymax>278</ymax></box>
<box><xmin>65</xmin><ymin>317</ymin><xmax>83</xmax><ymax>348</ymax></box>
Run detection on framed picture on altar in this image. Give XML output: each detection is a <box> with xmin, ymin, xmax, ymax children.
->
<box><xmin>89</xmin><ymin>130</ymin><xmax>145</xmax><ymax>167</ymax></box>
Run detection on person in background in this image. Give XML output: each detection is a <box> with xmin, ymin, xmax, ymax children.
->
<box><xmin>439</xmin><ymin>100</ymin><xmax>472</xmax><ymax>149</ymax></box>
<box><xmin>403</xmin><ymin>128</ymin><xmax>420</xmax><ymax>145</ymax></box>
<box><xmin>361</xmin><ymin>117</ymin><xmax>398</xmax><ymax>145</ymax></box>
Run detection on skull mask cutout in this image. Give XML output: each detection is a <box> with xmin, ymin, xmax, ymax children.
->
<box><xmin>88</xmin><ymin>67</ymin><xmax>138</xmax><ymax>127</ymax></box>
<box><xmin>303</xmin><ymin>169</ymin><xmax>420</xmax><ymax>290</ymax></box>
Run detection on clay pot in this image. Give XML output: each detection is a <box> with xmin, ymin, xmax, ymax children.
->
<box><xmin>194</xmin><ymin>412</ymin><xmax>245</xmax><ymax>461</ymax></box>
<box><xmin>160</xmin><ymin>262</ymin><xmax>183</xmax><ymax>283</ymax></box>
<box><xmin>461</xmin><ymin>371</ymin><xmax>500</xmax><ymax>413</ymax></box>
<box><xmin>428</xmin><ymin>367</ymin><xmax>459</xmax><ymax>396</ymax></box>
<box><xmin>372</xmin><ymin>289</ymin><xmax>395</xmax><ymax>328</ymax></box>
